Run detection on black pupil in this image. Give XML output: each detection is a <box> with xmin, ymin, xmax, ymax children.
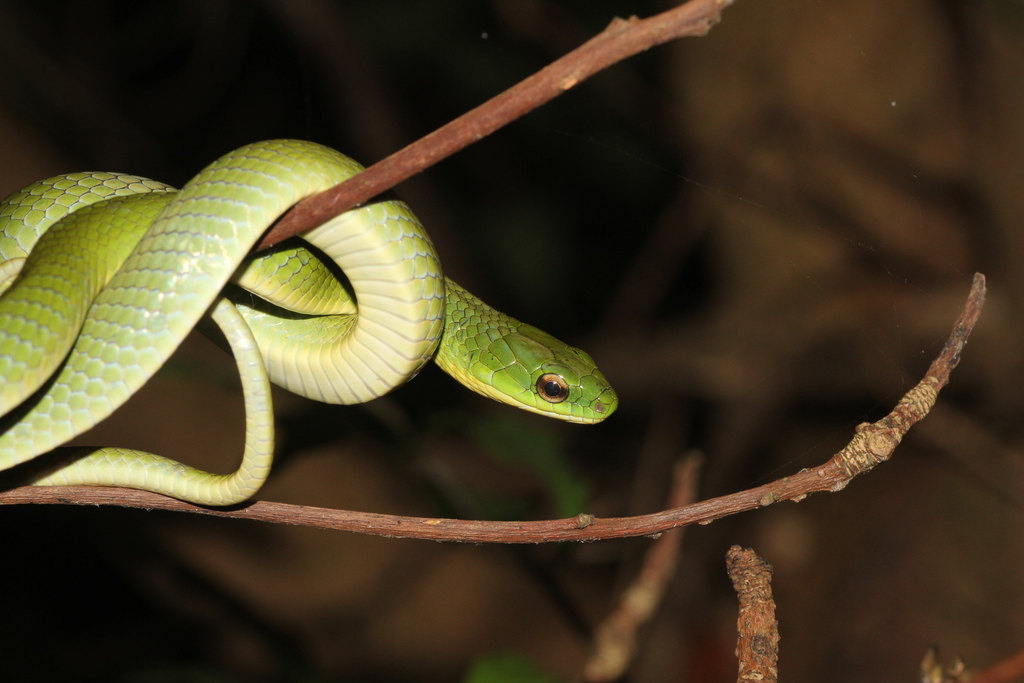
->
<box><xmin>543</xmin><ymin>381</ymin><xmax>562</xmax><ymax>397</ymax></box>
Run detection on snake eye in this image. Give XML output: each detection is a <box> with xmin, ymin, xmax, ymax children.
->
<box><xmin>537</xmin><ymin>373</ymin><xmax>569</xmax><ymax>403</ymax></box>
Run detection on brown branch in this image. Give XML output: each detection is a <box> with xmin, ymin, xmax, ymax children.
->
<box><xmin>255</xmin><ymin>0</ymin><xmax>733</xmax><ymax>250</ymax></box>
<box><xmin>584</xmin><ymin>453</ymin><xmax>703</xmax><ymax>682</ymax></box>
<box><xmin>727</xmin><ymin>546</ymin><xmax>779</xmax><ymax>683</ymax></box>
<box><xmin>963</xmin><ymin>647</ymin><xmax>1024</xmax><ymax>683</ymax></box>
<box><xmin>0</xmin><ymin>274</ymin><xmax>987</xmax><ymax>542</ymax></box>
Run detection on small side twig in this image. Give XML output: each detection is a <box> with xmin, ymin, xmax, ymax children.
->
<box><xmin>256</xmin><ymin>0</ymin><xmax>733</xmax><ymax>249</ymax></box>
<box><xmin>584</xmin><ymin>453</ymin><xmax>703</xmax><ymax>682</ymax></box>
<box><xmin>727</xmin><ymin>546</ymin><xmax>778</xmax><ymax>683</ymax></box>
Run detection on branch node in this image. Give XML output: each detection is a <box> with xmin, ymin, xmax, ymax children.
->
<box><xmin>607</xmin><ymin>16</ymin><xmax>640</xmax><ymax>32</ymax></box>
<box><xmin>575</xmin><ymin>513</ymin><xmax>597</xmax><ymax>529</ymax></box>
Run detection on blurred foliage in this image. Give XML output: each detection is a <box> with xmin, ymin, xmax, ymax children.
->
<box><xmin>469</xmin><ymin>413</ymin><xmax>589</xmax><ymax>519</ymax></box>
<box><xmin>462</xmin><ymin>652</ymin><xmax>565</xmax><ymax>683</ymax></box>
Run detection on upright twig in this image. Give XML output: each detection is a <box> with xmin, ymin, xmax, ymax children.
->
<box><xmin>727</xmin><ymin>547</ymin><xmax>778</xmax><ymax>683</ymax></box>
<box><xmin>584</xmin><ymin>454</ymin><xmax>703</xmax><ymax>682</ymax></box>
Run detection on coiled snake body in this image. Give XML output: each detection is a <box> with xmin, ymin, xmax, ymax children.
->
<box><xmin>0</xmin><ymin>140</ymin><xmax>616</xmax><ymax>505</ymax></box>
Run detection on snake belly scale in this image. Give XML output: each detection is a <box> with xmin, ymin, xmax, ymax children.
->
<box><xmin>0</xmin><ymin>140</ymin><xmax>617</xmax><ymax>505</ymax></box>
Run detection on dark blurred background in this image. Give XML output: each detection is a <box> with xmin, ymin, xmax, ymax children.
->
<box><xmin>0</xmin><ymin>0</ymin><xmax>1020</xmax><ymax>681</ymax></box>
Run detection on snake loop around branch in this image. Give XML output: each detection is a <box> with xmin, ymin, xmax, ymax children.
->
<box><xmin>0</xmin><ymin>140</ymin><xmax>616</xmax><ymax>505</ymax></box>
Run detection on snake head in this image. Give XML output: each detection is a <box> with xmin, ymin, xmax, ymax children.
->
<box><xmin>436</xmin><ymin>279</ymin><xmax>617</xmax><ymax>423</ymax></box>
<box><xmin>502</xmin><ymin>324</ymin><xmax>617</xmax><ymax>424</ymax></box>
<box><xmin>449</xmin><ymin>322</ymin><xmax>617</xmax><ymax>424</ymax></box>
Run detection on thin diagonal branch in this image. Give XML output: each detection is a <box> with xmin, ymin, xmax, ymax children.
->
<box><xmin>255</xmin><ymin>0</ymin><xmax>733</xmax><ymax>250</ymax></box>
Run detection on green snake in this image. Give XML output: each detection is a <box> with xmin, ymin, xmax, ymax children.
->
<box><xmin>0</xmin><ymin>140</ymin><xmax>616</xmax><ymax>505</ymax></box>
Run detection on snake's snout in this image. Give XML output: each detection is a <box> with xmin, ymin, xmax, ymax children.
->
<box><xmin>584</xmin><ymin>374</ymin><xmax>618</xmax><ymax>423</ymax></box>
